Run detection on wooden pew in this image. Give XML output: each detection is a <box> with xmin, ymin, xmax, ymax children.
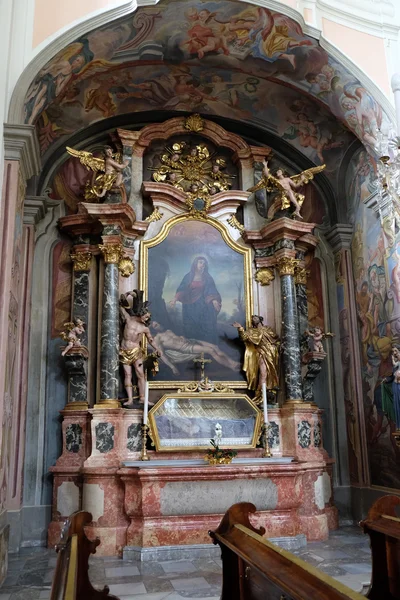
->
<box><xmin>50</xmin><ymin>511</ymin><xmax>119</xmax><ymax>600</ymax></box>
<box><xmin>209</xmin><ymin>502</ymin><xmax>365</xmax><ymax>600</ymax></box>
<box><xmin>361</xmin><ymin>495</ymin><xmax>400</xmax><ymax>600</ymax></box>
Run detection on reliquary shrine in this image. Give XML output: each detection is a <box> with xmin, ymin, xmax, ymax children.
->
<box><xmin>47</xmin><ymin>114</ymin><xmax>338</xmax><ymax>559</ymax></box>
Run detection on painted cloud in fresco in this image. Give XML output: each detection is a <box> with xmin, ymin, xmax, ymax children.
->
<box><xmin>23</xmin><ymin>0</ymin><xmax>391</xmax><ymax>157</ymax></box>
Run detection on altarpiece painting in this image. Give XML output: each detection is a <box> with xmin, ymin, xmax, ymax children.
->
<box><xmin>141</xmin><ymin>216</ymin><xmax>252</xmax><ymax>387</ymax></box>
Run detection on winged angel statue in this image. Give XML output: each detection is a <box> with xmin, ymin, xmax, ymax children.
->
<box><xmin>67</xmin><ymin>145</ymin><xmax>129</xmax><ymax>201</ymax></box>
<box><xmin>248</xmin><ymin>160</ymin><xmax>325</xmax><ymax>220</ymax></box>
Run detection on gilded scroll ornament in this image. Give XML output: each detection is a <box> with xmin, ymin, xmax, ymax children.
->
<box><xmin>145</xmin><ymin>207</ymin><xmax>164</xmax><ymax>223</ymax></box>
<box><xmin>67</xmin><ymin>145</ymin><xmax>128</xmax><ymax>201</ymax></box>
<box><xmin>99</xmin><ymin>243</ymin><xmax>123</xmax><ymax>264</ymax></box>
<box><xmin>255</xmin><ymin>268</ymin><xmax>275</xmax><ymax>286</ymax></box>
<box><xmin>70</xmin><ymin>251</ymin><xmax>92</xmax><ymax>271</ymax></box>
<box><xmin>277</xmin><ymin>256</ymin><xmax>299</xmax><ymax>276</ymax></box>
<box><xmin>294</xmin><ymin>267</ymin><xmax>309</xmax><ymax>285</ymax></box>
<box><xmin>227</xmin><ymin>214</ymin><xmax>245</xmax><ymax>233</ymax></box>
<box><xmin>118</xmin><ymin>256</ymin><xmax>135</xmax><ymax>278</ymax></box>
<box><xmin>184</xmin><ymin>113</ymin><xmax>204</xmax><ymax>132</ymax></box>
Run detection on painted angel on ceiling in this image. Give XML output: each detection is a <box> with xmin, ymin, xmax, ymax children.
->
<box><xmin>66</xmin><ymin>144</ymin><xmax>129</xmax><ymax>201</ymax></box>
<box><xmin>248</xmin><ymin>159</ymin><xmax>325</xmax><ymax>220</ymax></box>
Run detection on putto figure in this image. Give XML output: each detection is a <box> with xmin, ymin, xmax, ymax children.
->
<box><xmin>119</xmin><ymin>290</ymin><xmax>161</xmax><ymax>408</ymax></box>
<box><xmin>60</xmin><ymin>318</ymin><xmax>85</xmax><ymax>356</ymax></box>
<box><xmin>248</xmin><ymin>159</ymin><xmax>325</xmax><ymax>219</ymax></box>
<box><xmin>304</xmin><ymin>326</ymin><xmax>334</xmax><ymax>353</ymax></box>
<box><xmin>232</xmin><ymin>315</ymin><xmax>280</xmax><ymax>392</ymax></box>
<box><xmin>67</xmin><ymin>144</ymin><xmax>129</xmax><ymax>201</ymax></box>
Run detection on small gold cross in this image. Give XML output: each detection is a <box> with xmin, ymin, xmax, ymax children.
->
<box><xmin>193</xmin><ymin>352</ymin><xmax>212</xmax><ymax>381</ymax></box>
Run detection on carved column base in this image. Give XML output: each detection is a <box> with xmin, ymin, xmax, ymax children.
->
<box><xmin>63</xmin><ymin>346</ymin><xmax>89</xmax><ymax>406</ymax></box>
<box><xmin>302</xmin><ymin>351</ymin><xmax>327</xmax><ymax>405</ymax></box>
<box><xmin>280</xmin><ymin>404</ymin><xmax>328</xmax><ymax>462</ymax></box>
<box><xmin>94</xmin><ymin>399</ymin><xmax>121</xmax><ymax>409</ymax></box>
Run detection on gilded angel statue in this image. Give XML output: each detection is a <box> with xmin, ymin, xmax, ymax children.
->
<box><xmin>67</xmin><ymin>145</ymin><xmax>129</xmax><ymax>201</ymax></box>
<box><xmin>248</xmin><ymin>160</ymin><xmax>325</xmax><ymax>219</ymax></box>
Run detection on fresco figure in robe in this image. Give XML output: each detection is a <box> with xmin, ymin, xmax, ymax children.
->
<box><xmin>169</xmin><ymin>256</ymin><xmax>221</xmax><ymax>345</ymax></box>
<box><xmin>382</xmin><ymin>346</ymin><xmax>400</xmax><ymax>431</ymax></box>
<box><xmin>232</xmin><ymin>315</ymin><xmax>280</xmax><ymax>391</ymax></box>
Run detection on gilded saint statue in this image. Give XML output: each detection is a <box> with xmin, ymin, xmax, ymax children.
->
<box><xmin>67</xmin><ymin>144</ymin><xmax>129</xmax><ymax>201</ymax></box>
<box><xmin>248</xmin><ymin>159</ymin><xmax>325</xmax><ymax>219</ymax></box>
<box><xmin>119</xmin><ymin>291</ymin><xmax>161</xmax><ymax>408</ymax></box>
<box><xmin>232</xmin><ymin>315</ymin><xmax>280</xmax><ymax>392</ymax></box>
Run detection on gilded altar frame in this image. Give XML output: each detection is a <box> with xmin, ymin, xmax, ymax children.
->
<box><xmin>148</xmin><ymin>392</ymin><xmax>262</xmax><ymax>452</ymax></box>
<box><xmin>140</xmin><ymin>214</ymin><xmax>253</xmax><ymax>389</ymax></box>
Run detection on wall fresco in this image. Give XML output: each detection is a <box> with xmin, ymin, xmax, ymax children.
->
<box><xmin>352</xmin><ymin>202</ymin><xmax>400</xmax><ymax>489</ymax></box>
<box><xmin>23</xmin><ymin>0</ymin><xmax>388</xmax><ymax>158</ymax></box>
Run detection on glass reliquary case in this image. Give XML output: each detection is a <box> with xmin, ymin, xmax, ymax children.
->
<box><xmin>148</xmin><ymin>392</ymin><xmax>262</xmax><ymax>452</ymax></box>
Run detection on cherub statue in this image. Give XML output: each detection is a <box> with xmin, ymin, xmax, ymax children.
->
<box><xmin>67</xmin><ymin>145</ymin><xmax>129</xmax><ymax>201</ymax></box>
<box><xmin>209</xmin><ymin>158</ymin><xmax>233</xmax><ymax>192</ymax></box>
<box><xmin>248</xmin><ymin>159</ymin><xmax>325</xmax><ymax>219</ymax></box>
<box><xmin>304</xmin><ymin>326</ymin><xmax>334</xmax><ymax>353</ymax></box>
<box><xmin>60</xmin><ymin>318</ymin><xmax>85</xmax><ymax>356</ymax></box>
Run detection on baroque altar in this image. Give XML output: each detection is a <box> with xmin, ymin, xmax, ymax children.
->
<box><xmin>48</xmin><ymin>115</ymin><xmax>337</xmax><ymax>558</ymax></box>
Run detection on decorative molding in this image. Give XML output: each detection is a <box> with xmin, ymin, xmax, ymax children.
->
<box><xmin>3</xmin><ymin>124</ymin><xmax>41</xmax><ymax>181</ymax></box>
<box><xmin>23</xmin><ymin>196</ymin><xmax>48</xmax><ymax>227</ymax></box>
<box><xmin>255</xmin><ymin>267</ymin><xmax>275</xmax><ymax>286</ymax></box>
<box><xmin>325</xmin><ymin>224</ymin><xmax>354</xmax><ymax>252</ymax></box>
<box><xmin>118</xmin><ymin>255</ymin><xmax>135</xmax><ymax>277</ymax></box>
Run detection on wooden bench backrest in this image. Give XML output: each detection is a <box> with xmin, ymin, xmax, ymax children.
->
<box><xmin>210</xmin><ymin>502</ymin><xmax>365</xmax><ymax>600</ymax></box>
<box><xmin>50</xmin><ymin>511</ymin><xmax>119</xmax><ymax>600</ymax></box>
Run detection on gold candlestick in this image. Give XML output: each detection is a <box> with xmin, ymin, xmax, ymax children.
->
<box><xmin>262</xmin><ymin>423</ymin><xmax>272</xmax><ymax>458</ymax></box>
<box><xmin>140</xmin><ymin>424</ymin><xmax>150</xmax><ymax>461</ymax></box>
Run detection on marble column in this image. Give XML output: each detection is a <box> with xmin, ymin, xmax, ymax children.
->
<box><xmin>98</xmin><ymin>243</ymin><xmax>123</xmax><ymax>409</ymax></box>
<box><xmin>277</xmin><ymin>256</ymin><xmax>303</xmax><ymax>402</ymax></box>
<box><xmin>71</xmin><ymin>248</ymin><xmax>92</xmax><ymax>348</ymax></box>
<box><xmin>294</xmin><ymin>263</ymin><xmax>309</xmax><ymax>341</ymax></box>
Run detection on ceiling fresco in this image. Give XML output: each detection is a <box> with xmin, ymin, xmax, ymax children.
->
<box><xmin>24</xmin><ymin>0</ymin><xmax>387</xmax><ymax>163</ymax></box>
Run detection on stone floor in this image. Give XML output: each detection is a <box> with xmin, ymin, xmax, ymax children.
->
<box><xmin>0</xmin><ymin>526</ymin><xmax>372</xmax><ymax>599</ymax></box>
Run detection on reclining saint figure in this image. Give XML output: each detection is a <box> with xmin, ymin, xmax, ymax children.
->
<box><xmin>150</xmin><ymin>321</ymin><xmax>240</xmax><ymax>375</ymax></box>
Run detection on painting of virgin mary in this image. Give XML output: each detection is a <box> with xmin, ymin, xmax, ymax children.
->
<box><xmin>170</xmin><ymin>256</ymin><xmax>221</xmax><ymax>344</ymax></box>
<box><xmin>143</xmin><ymin>217</ymin><xmax>252</xmax><ymax>384</ymax></box>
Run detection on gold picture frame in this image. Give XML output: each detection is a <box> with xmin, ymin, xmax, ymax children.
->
<box><xmin>140</xmin><ymin>214</ymin><xmax>253</xmax><ymax>389</ymax></box>
<box><xmin>148</xmin><ymin>392</ymin><xmax>262</xmax><ymax>452</ymax></box>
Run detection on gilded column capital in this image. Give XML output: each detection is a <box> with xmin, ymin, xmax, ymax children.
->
<box><xmin>255</xmin><ymin>267</ymin><xmax>275</xmax><ymax>286</ymax></box>
<box><xmin>70</xmin><ymin>251</ymin><xmax>92</xmax><ymax>271</ymax></box>
<box><xmin>277</xmin><ymin>257</ymin><xmax>299</xmax><ymax>276</ymax></box>
<box><xmin>99</xmin><ymin>243</ymin><xmax>123</xmax><ymax>264</ymax></box>
<box><xmin>294</xmin><ymin>266</ymin><xmax>309</xmax><ymax>285</ymax></box>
